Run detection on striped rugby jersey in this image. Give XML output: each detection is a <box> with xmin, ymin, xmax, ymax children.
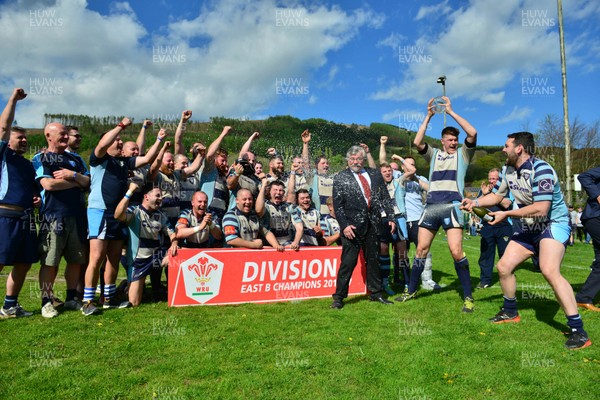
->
<box><xmin>493</xmin><ymin>156</ymin><xmax>568</xmax><ymax>228</ymax></box>
<box><xmin>420</xmin><ymin>142</ymin><xmax>475</xmax><ymax>204</ymax></box>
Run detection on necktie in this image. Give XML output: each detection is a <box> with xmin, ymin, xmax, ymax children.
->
<box><xmin>357</xmin><ymin>172</ymin><xmax>371</xmax><ymax>208</ymax></box>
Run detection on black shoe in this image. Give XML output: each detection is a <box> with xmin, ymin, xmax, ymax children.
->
<box><xmin>369</xmin><ymin>295</ymin><xmax>394</xmax><ymax>305</ymax></box>
<box><xmin>330</xmin><ymin>300</ymin><xmax>344</xmax><ymax>309</ymax></box>
<box><xmin>565</xmin><ymin>330</ymin><xmax>592</xmax><ymax>350</ymax></box>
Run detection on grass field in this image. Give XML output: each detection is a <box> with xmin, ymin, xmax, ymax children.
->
<box><xmin>1</xmin><ymin>236</ymin><xmax>599</xmax><ymax>400</ymax></box>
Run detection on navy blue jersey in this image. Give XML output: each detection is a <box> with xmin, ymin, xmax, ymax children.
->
<box><xmin>32</xmin><ymin>151</ymin><xmax>89</xmax><ymax>218</ymax></box>
<box><xmin>88</xmin><ymin>151</ymin><xmax>137</xmax><ymax>211</ymax></box>
<box><xmin>0</xmin><ymin>141</ymin><xmax>37</xmax><ymax>208</ymax></box>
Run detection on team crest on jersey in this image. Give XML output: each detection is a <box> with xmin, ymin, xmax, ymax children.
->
<box><xmin>68</xmin><ymin>160</ymin><xmax>77</xmax><ymax>167</ymax></box>
<box><xmin>538</xmin><ymin>179</ymin><xmax>553</xmax><ymax>193</ymax></box>
<box><xmin>521</xmin><ymin>172</ymin><xmax>530</xmax><ymax>181</ymax></box>
<box><xmin>153</xmin><ymin>213</ymin><xmax>161</xmax><ymax>222</ymax></box>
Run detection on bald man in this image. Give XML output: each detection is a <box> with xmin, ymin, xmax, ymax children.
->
<box><xmin>32</xmin><ymin>122</ymin><xmax>90</xmax><ymax>318</ymax></box>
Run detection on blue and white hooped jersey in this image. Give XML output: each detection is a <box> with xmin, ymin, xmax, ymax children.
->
<box><xmin>124</xmin><ymin>205</ymin><xmax>175</xmax><ymax>264</ymax></box>
<box><xmin>264</xmin><ymin>200</ymin><xmax>294</xmax><ymax>244</ymax></box>
<box><xmin>494</xmin><ymin>156</ymin><xmax>568</xmax><ymax>228</ymax></box>
<box><xmin>421</xmin><ymin>142</ymin><xmax>475</xmax><ymax>204</ymax></box>
<box><xmin>291</xmin><ymin>205</ymin><xmax>321</xmax><ymax>246</ymax></box>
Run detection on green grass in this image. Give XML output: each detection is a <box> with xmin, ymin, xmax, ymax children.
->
<box><xmin>1</xmin><ymin>237</ymin><xmax>599</xmax><ymax>400</ymax></box>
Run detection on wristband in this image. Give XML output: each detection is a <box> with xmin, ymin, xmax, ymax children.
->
<box><xmin>124</xmin><ymin>194</ymin><xmax>131</xmax><ymax>199</ymax></box>
<box><xmin>193</xmin><ymin>226</ymin><xmax>201</xmax><ymax>234</ymax></box>
<box><xmin>289</xmin><ymin>171</ymin><xmax>296</xmax><ymax>176</ymax></box>
<box><xmin>231</xmin><ymin>171</ymin><xmax>237</xmax><ymax>176</ymax></box>
<box><xmin>142</xmin><ymin>125</ymin><xmax>148</xmax><ymax>129</ymax></box>
<box><xmin>157</xmin><ymin>137</ymin><xmax>164</xmax><ymax>142</ymax></box>
<box><xmin>475</xmin><ymin>199</ymin><xmax>480</xmax><ymax>207</ymax></box>
<box><xmin>73</xmin><ymin>171</ymin><xmax>77</xmax><ymax>179</ymax></box>
<box><xmin>118</xmin><ymin>122</ymin><xmax>127</xmax><ymax>129</ymax></box>
<box><xmin>125</xmin><ymin>190</ymin><xmax>134</xmax><ymax>198</ymax></box>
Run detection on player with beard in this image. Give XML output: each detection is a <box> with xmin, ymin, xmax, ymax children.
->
<box><xmin>82</xmin><ymin>120</ymin><xmax>166</xmax><ymax>315</ymax></box>
<box><xmin>398</xmin><ymin>96</ymin><xmax>477</xmax><ymax>313</ymax></box>
<box><xmin>256</xmin><ymin>179</ymin><xmax>302</xmax><ymax>249</ymax></box>
<box><xmin>115</xmin><ymin>182</ymin><xmax>177</xmax><ymax>308</ymax></box>
<box><xmin>199</xmin><ymin>126</ymin><xmax>232</xmax><ymax>242</ymax></box>
<box><xmin>462</xmin><ymin>131</ymin><xmax>591</xmax><ymax>349</ymax></box>
<box><xmin>177</xmin><ymin>191</ymin><xmax>223</xmax><ymax>248</ymax></box>
<box><xmin>223</xmin><ymin>189</ymin><xmax>283</xmax><ymax>250</ymax></box>
<box><xmin>228</xmin><ymin>132</ymin><xmax>261</xmax><ymax>204</ymax></box>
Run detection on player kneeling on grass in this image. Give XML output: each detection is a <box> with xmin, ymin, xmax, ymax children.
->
<box><xmin>114</xmin><ymin>182</ymin><xmax>178</xmax><ymax>308</ymax></box>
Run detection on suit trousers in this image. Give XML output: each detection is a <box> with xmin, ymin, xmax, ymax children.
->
<box><xmin>333</xmin><ymin>220</ymin><xmax>382</xmax><ymax>300</ymax></box>
<box><xmin>576</xmin><ymin>217</ymin><xmax>600</xmax><ymax>304</ymax></box>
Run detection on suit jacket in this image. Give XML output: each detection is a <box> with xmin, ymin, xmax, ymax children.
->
<box><xmin>578</xmin><ymin>166</ymin><xmax>600</xmax><ymax>221</ymax></box>
<box><xmin>333</xmin><ymin>167</ymin><xmax>395</xmax><ymax>238</ymax></box>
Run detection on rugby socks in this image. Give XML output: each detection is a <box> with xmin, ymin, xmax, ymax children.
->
<box><xmin>83</xmin><ymin>287</ymin><xmax>95</xmax><ymax>303</ymax></box>
<box><xmin>503</xmin><ymin>296</ymin><xmax>518</xmax><ymax>315</ymax></box>
<box><xmin>408</xmin><ymin>258</ymin><xmax>425</xmax><ymax>293</ymax></box>
<box><xmin>103</xmin><ymin>284</ymin><xmax>116</xmax><ymax>302</ymax></box>
<box><xmin>566</xmin><ymin>314</ymin><xmax>586</xmax><ymax>335</ymax></box>
<box><xmin>454</xmin><ymin>257</ymin><xmax>473</xmax><ymax>298</ymax></box>
<box><xmin>379</xmin><ymin>254</ymin><xmax>392</xmax><ymax>292</ymax></box>
<box><xmin>41</xmin><ymin>296</ymin><xmax>52</xmax><ymax>307</ymax></box>
<box><xmin>399</xmin><ymin>258</ymin><xmax>411</xmax><ymax>288</ymax></box>
<box><xmin>3</xmin><ymin>295</ymin><xmax>17</xmax><ymax>309</ymax></box>
<box><xmin>66</xmin><ymin>289</ymin><xmax>78</xmax><ymax>302</ymax></box>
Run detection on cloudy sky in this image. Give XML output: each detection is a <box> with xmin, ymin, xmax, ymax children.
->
<box><xmin>2</xmin><ymin>0</ymin><xmax>598</xmax><ymax>145</ymax></box>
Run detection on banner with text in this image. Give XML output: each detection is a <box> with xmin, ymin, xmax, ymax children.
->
<box><xmin>168</xmin><ymin>247</ymin><xmax>366</xmax><ymax>306</ymax></box>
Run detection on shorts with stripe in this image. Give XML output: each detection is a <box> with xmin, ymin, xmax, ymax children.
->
<box><xmin>88</xmin><ymin>208</ymin><xmax>127</xmax><ymax>241</ymax></box>
<box><xmin>512</xmin><ymin>222</ymin><xmax>570</xmax><ymax>254</ymax></box>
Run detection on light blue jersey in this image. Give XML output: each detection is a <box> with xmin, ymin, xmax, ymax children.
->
<box><xmin>494</xmin><ymin>156</ymin><xmax>568</xmax><ymax>229</ymax></box>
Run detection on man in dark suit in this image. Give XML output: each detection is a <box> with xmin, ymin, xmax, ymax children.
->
<box><xmin>576</xmin><ymin>167</ymin><xmax>600</xmax><ymax>312</ymax></box>
<box><xmin>331</xmin><ymin>145</ymin><xmax>396</xmax><ymax>309</ymax></box>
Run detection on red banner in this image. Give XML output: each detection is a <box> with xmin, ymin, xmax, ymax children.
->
<box><xmin>168</xmin><ymin>247</ymin><xmax>366</xmax><ymax>306</ymax></box>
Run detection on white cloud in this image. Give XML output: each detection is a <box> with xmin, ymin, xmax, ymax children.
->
<box><xmin>492</xmin><ymin>105</ymin><xmax>533</xmax><ymax>125</ymax></box>
<box><xmin>415</xmin><ymin>0</ymin><xmax>452</xmax><ymax>21</ymax></box>
<box><xmin>371</xmin><ymin>0</ymin><xmax>562</xmax><ymax>105</ymax></box>
<box><xmin>0</xmin><ymin>0</ymin><xmax>383</xmax><ymax>127</ymax></box>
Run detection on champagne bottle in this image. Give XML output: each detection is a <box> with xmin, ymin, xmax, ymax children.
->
<box><xmin>472</xmin><ymin>206</ymin><xmax>494</xmax><ymax>222</ymax></box>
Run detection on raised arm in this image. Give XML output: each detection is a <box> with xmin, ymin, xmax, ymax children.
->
<box><xmin>95</xmin><ymin>118</ymin><xmax>132</xmax><ymax>158</ymax></box>
<box><xmin>414</xmin><ymin>99</ymin><xmax>434</xmax><ymax>152</ymax></box>
<box><xmin>206</xmin><ymin>126</ymin><xmax>232</xmax><ymax>161</ymax></box>
<box><xmin>135</xmin><ymin>128</ymin><xmax>168</xmax><ymax>168</ymax></box>
<box><xmin>1</xmin><ymin>88</ymin><xmax>27</xmax><ymax>142</ymax></box>
<box><xmin>301</xmin><ymin>129</ymin><xmax>311</xmax><ymax>168</ymax></box>
<box><xmin>174</xmin><ymin>110</ymin><xmax>192</xmax><ymax>155</ymax></box>
<box><xmin>360</xmin><ymin>143</ymin><xmax>376</xmax><ymax>169</ymax></box>
<box><xmin>255</xmin><ymin>174</ymin><xmax>269</xmax><ymax>217</ymax></box>
<box><xmin>115</xmin><ymin>182</ymin><xmax>138</xmax><ymax>222</ymax></box>
<box><xmin>148</xmin><ymin>140</ymin><xmax>171</xmax><ymax>182</ymax></box>
<box><xmin>136</xmin><ymin>119</ymin><xmax>152</xmax><ymax>156</ymax></box>
<box><xmin>443</xmin><ymin>96</ymin><xmax>477</xmax><ymax>145</ymax></box>
<box><xmin>238</xmin><ymin>131</ymin><xmax>260</xmax><ymax>159</ymax></box>
<box><xmin>181</xmin><ymin>150</ymin><xmax>204</xmax><ymax>179</ymax></box>
<box><xmin>379</xmin><ymin>136</ymin><xmax>388</xmax><ymax>165</ymax></box>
